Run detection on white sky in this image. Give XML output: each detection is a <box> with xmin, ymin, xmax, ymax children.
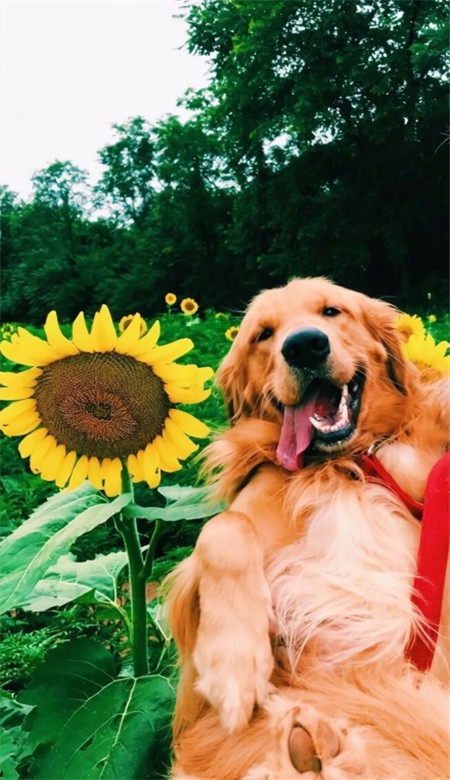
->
<box><xmin>0</xmin><ymin>0</ymin><xmax>210</xmax><ymax>199</ymax></box>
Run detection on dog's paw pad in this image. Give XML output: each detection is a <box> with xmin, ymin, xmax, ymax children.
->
<box><xmin>288</xmin><ymin>724</ymin><xmax>322</xmax><ymax>774</ymax></box>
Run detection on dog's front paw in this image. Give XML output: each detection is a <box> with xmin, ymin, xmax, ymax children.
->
<box><xmin>193</xmin><ymin>628</ymin><xmax>274</xmax><ymax>732</ymax></box>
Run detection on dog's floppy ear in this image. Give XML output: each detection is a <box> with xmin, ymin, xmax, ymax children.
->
<box><xmin>361</xmin><ymin>296</ymin><xmax>409</xmax><ymax>395</ymax></box>
<box><xmin>216</xmin><ymin>343</ymin><xmax>251</xmax><ymax>421</ymax></box>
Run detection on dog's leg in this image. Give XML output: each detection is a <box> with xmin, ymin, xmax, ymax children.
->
<box><xmin>192</xmin><ymin>510</ymin><xmax>274</xmax><ymax>731</ymax></box>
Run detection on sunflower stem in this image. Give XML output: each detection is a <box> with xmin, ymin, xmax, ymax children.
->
<box><xmin>143</xmin><ymin>518</ymin><xmax>162</xmax><ymax>581</ymax></box>
<box><xmin>118</xmin><ymin>463</ymin><xmax>149</xmax><ymax>677</ymax></box>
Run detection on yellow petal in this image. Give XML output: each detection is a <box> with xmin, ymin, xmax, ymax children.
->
<box><xmin>72</xmin><ymin>312</ymin><xmax>93</xmax><ymax>352</ymax></box>
<box><xmin>153</xmin><ymin>434</ymin><xmax>182</xmax><ymax>472</ymax></box>
<box><xmin>40</xmin><ymin>443</ymin><xmax>67</xmax><ymax>482</ymax></box>
<box><xmin>151</xmin><ymin>362</ymin><xmax>198</xmax><ymax>385</ymax></box>
<box><xmin>44</xmin><ymin>311</ymin><xmax>79</xmax><ymax>357</ymax></box>
<box><xmin>163</xmin><ymin>418</ymin><xmax>198</xmax><ymax>458</ymax></box>
<box><xmin>169</xmin><ymin>408</ymin><xmax>210</xmax><ymax>438</ymax></box>
<box><xmin>29</xmin><ymin>435</ymin><xmax>58</xmax><ymax>476</ymax></box>
<box><xmin>1</xmin><ymin>414</ymin><xmax>40</xmax><ymax>437</ymax></box>
<box><xmin>87</xmin><ymin>456</ymin><xmax>103</xmax><ymax>490</ymax></box>
<box><xmin>0</xmin><ymin>368</ymin><xmax>42</xmax><ymax>387</ymax></box>
<box><xmin>115</xmin><ymin>314</ymin><xmax>142</xmax><ymax>354</ymax></box>
<box><xmin>127</xmin><ymin>320</ymin><xmax>161</xmax><ymax>358</ymax></box>
<box><xmin>127</xmin><ymin>453</ymin><xmax>143</xmax><ymax>483</ymax></box>
<box><xmin>103</xmin><ymin>457</ymin><xmax>122</xmax><ymax>497</ymax></box>
<box><xmin>0</xmin><ymin>386</ymin><xmax>35</xmax><ymax>401</ymax></box>
<box><xmin>142</xmin><ymin>443</ymin><xmax>161</xmax><ymax>489</ymax></box>
<box><xmin>0</xmin><ymin>339</ymin><xmax>53</xmax><ymax>367</ymax></box>
<box><xmin>165</xmin><ymin>385</ymin><xmax>211</xmax><ymax>405</ymax></box>
<box><xmin>144</xmin><ymin>338</ymin><xmax>194</xmax><ymax>365</ymax></box>
<box><xmin>90</xmin><ymin>305</ymin><xmax>117</xmax><ymax>352</ymax></box>
<box><xmin>12</xmin><ymin>327</ymin><xmax>63</xmax><ymax>363</ymax></box>
<box><xmin>0</xmin><ymin>399</ymin><xmax>37</xmax><ymax>425</ymax></box>
<box><xmin>55</xmin><ymin>450</ymin><xmax>77</xmax><ymax>488</ymax></box>
<box><xmin>66</xmin><ymin>455</ymin><xmax>89</xmax><ymax>491</ymax></box>
<box><xmin>197</xmin><ymin>366</ymin><xmax>214</xmax><ymax>383</ymax></box>
<box><xmin>18</xmin><ymin>427</ymin><xmax>49</xmax><ymax>458</ymax></box>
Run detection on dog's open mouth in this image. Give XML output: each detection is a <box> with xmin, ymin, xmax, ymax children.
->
<box><xmin>276</xmin><ymin>370</ymin><xmax>365</xmax><ymax>471</ymax></box>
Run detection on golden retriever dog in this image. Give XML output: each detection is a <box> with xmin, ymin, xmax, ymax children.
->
<box><xmin>167</xmin><ymin>278</ymin><xmax>450</xmax><ymax>780</ymax></box>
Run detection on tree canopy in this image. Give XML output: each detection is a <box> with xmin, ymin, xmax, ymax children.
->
<box><xmin>2</xmin><ymin>0</ymin><xmax>448</xmax><ymax>323</ymax></box>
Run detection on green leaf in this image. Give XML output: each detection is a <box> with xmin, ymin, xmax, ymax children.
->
<box><xmin>18</xmin><ymin>551</ymin><xmax>128</xmax><ymax>612</ymax></box>
<box><xmin>125</xmin><ymin>484</ymin><xmax>224</xmax><ymax>524</ymax></box>
<box><xmin>19</xmin><ymin>639</ymin><xmax>117</xmax><ymax>759</ymax></box>
<box><xmin>0</xmin><ymin>485</ymin><xmax>131</xmax><ymax>614</ymax></box>
<box><xmin>36</xmin><ymin>674</ymin><xmax>174</xmax><ymax>780</ymax></box>
<box><xmin>0</xmin><ymin>695</ymin><xmax>35</xmax><ymax>780</ymax></box>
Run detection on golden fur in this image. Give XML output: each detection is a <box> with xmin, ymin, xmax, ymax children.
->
<box><xmin>167</xmin><ymin>278</ymin><xmax>450</xmax><ymax>779</ymax></box>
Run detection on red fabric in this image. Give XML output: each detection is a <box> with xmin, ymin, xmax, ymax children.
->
<box><xmin>405</xmin><ymin>452</ymin><xmax>450</xmax><ymax>672</ymax></box>
<box><xmin>360</xmin><ymin>451</ymin><xmax>450</xmax><ymax>672</ymax></box>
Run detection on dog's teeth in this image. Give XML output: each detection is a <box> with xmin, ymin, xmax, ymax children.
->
<box><xmin>310</xmin><ymin>416</ymin><xmax>325</xmax><ymax>431</ymax></box>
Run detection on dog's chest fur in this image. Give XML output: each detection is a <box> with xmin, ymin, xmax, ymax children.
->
<box><xmin>266</xmin><ymin>475</ymin><xmax>420</xmax><ymax>671</ymax></box>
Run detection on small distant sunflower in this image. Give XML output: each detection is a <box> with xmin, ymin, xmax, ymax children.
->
<box><xmin>427</xmin><ymin>314</ymin><xmax>437</xmax><ymax>324</ymax></box>
<box><xmin>225</xmin><ymin>326</ymin><xmax>240</xmax><ymax>342</ymax></box>
<box><xmin>165</xmin><ymin>293</ymin><xmax>177</xmax><ymax>307</ymax></box>
<box><xmin>395</xmin><ymin>313</ymin><xmax>425</xmax><ymax>340</ymax></box>
<box><xmin>402</xmin><ymin>332</ymin><xmax>450</xmax><ymax>376</ymax></box>
<box><xmin>180</xmin><ymin>298</ymin><xmax>199</xmax><ymax>316</ymax></box>
<box><xmin>119</xmin><ymin>314</ymin><xmax>147</xmax><ymax>336</ymax></box>
<box><xmin>0</xmin><ymin>306</ymin><xmax>213</xmax><ymax>497</ymax></box>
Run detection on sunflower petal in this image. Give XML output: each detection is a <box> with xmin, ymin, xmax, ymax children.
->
<box><xmin>1</xmin><ymin>413</ymin><xmax>41</xmax><ymax>437</ymax></box>
<box><xmin>0</xmin><ymin>339</ymin><xmax>55</xmax><ymax>367</ymax></box>
<box><xmin>144</xmin><ymin>338</ymin><xmax>194</xmax><ymax>365</ymax></box>
<box><xmin>0</xmin><ymin>399</ymin><xmax>37</xmax><ymax>425</ymax></box>
<box><xmin>163</xmin><ymin>418</ymin><xmax>198</xmax><ymax>458</ymax></box>
<box><xmin>165</xmin><ymin>385</ymin><xmax>211</xmax><ymax>404</ymax></box>
<box><xmin>66</xmin><ymin>455</ymin><xmax>89</xmax><ymax>491</ymax></box>
<box><xmin>0</xmin><ymin>368</ymin><xmax>42</xmax><ymax>387</ymax></box>
<box><xmin>153</xmin><ymin>434</ymin><xmax>182</xmax><ymax>472</ymax></box>
<box><xmin>115</xmin><ymin>315</ymin><xmax>142</xmax><ymax>354</ymax></box>
<box><xmin>142</xmin><ymin>443</ymin><xmax>161</xmax><ymax>488</ymax></box>
<box><xmin>72</xmin><ymin>312</ymin><xmax>94</xmax><ymax>352</ymax></box>
<box><xmin>196</xmin><ymin>366</ymin><xmax>215</xmax><ymax>383</ymax></box>
<box><xmin>90</xmin><ymin>305</ymin><xmax>117</xmax><ymax>352</ymax></box>
<box><xmin>127</xmin><ymin>453</ymin><xmax>144</xmax><ymax>483</ymax></box>
<box><xmin>18</xmin><ymin>427</ymin><xmax>48</xmax><ymax>458</ymax></box>
<box><xmin>169</xmin><ymin>408</ymin><xmax>210</xmax><ymax>438</ymax></box>
<box><xmin>40</xmin><ymin>444</ymin><xmax>67</xmax><ymax>482</ymax></box>
<box><xmin>151</xmin><ymin>362</ymin><xmax>198</xmax><ymax>385</ymax></box>
<box><xmin>11</xmin><ymin>327</ymin><xmax>63</xmax><ymax>363</ymax></box>
<box><xmin>87</xmin><ymin>456</ymin><xmax>103</xmax><ymax>490</ymax></box>
<box><xmin>29</xmin><ymin>435</ymin><xmax>58</xmax><ymax>476</ymax></box>
<box><xmin>0</xmin><ymin>386</ymin><xmax>35</xmax><ymax>401</ymax></box>
<box><xmin>44</xmin><ymin>311</ymin><xmax>79</xmax><ymax>356</ymax></box>
<box><xmin>103</xmin><ymin>458</ymin><xmax>123</xmax><ymax>497</ymax></box>
<box><xmin>55</xmin><ymin>450</ymin><xmax>77</xmax><ymax>488</ymax></box>
<box><xmin>127</xmin><ymin>321</ymin><xmax>161</xmax><ymax>358</ymax></box>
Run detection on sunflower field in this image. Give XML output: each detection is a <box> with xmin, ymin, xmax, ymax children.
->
<box><xmin>0</xmin><ymin>300</ymin><xmax>448</xmax><ymax>780</ymax></box>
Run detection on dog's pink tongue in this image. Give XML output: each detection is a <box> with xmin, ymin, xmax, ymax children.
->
<box><xmin>276</xmin><ymin>398</ymin><xmax>317</xmax><ymax>471</ymax></box>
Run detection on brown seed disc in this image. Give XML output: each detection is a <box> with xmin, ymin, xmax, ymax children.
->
<box><xmin>34</xmin><ymin>351</ymin><xmax>170</xmax><ymax>458</ymax></box>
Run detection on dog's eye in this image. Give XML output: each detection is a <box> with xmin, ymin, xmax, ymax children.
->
<box><xmin>255</xmin><ymin>327</ymin><xmax>274</xmax><ymax>342</ymax></box>
<box><xmin>322</xmin><ymin>306</ymin><xmax>341</xmax><ymax>317</ymax></box>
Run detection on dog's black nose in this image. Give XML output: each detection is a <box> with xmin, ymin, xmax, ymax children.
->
<box><xmin>281</xmin><ymin>328</ymin><xmax>330</xmax><ymax>369</ymax></box>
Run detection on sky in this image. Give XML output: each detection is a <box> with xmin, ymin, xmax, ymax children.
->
<box><xmin>0</xmin><ymin>0</ymin><xmax>210</xmax><ymax>199</ymax></box>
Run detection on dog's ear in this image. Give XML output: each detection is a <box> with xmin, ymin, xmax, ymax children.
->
<box><xmin>361</xmin><ymin>297</ymin><xmax>409</xmax><ymax>395</ymax></box>
<box><xmin>216</xmin><ymin>345</ymin><xmax>251</xmax><ymax>421</ymax></box>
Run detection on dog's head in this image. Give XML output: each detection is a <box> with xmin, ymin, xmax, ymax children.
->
<box><xmin>218</xmin><ymin>278</ymin><xmax>412</xmax><ymax>467</ymax></box>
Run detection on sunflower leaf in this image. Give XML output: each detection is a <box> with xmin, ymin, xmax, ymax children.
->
<box><xmin>124</xmin><ymin>485</ymin><xmax>224</xmax><ymax>524</ymax></box>
<box><xmin>16</xmin><ymin>551</ymin><xmax>129</xmax><ymax>612</ymax></box>
<box><xmin>0</xmin><ymin>485</ymin><xmax>131</xmax><ymax>614</ymax></box>
<box><xmin>34</xmin><ymin>671</ymin><xmax>174</xmax><ymax>780</ymax></box>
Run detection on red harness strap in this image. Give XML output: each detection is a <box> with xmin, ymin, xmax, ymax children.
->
<box><xmin>360</xmin><ymin>451</ymin><xmax>450</xmax><ymax>672</ymax></box>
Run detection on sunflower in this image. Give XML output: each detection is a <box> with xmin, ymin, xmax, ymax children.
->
<box><xmin>427</xmin><ymin>314</ymin><xmax>437</xmax><ymax>324</ymax></box>
<box><xmin>395</xmin><ymin>313</ymin><xmax>425</xmax><ymax>340</ymax></box>
<box><xmin>119</xmin><ymin>314</ymin><xmax>147</xmax><ymax>336</ymax></box>
<box><xmin>225</xmin><ymin>326</ymin><xmax>240</xmax><ymax>342</ymax></box>
<box><xmin>0</xmin><ymin>306</ymin><xmax>213</xmax><ymax>497</ymax></box>
<box><xmin>165</xmin><ymin>293</ymin><xmax>177</xmax><ymax>307</ymax></box>
<box><xmin>180</xmin><ymin>298</ymin><xmax>199</xmax><ymax>316</ymax></box>
<box><xmin>402</xmin><ymin>332</ymin><xmax>450</xmax><ymax>376</ymax></box>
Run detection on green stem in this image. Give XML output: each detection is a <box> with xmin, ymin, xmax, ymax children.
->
<box><xmin>143</xmin><ymin>518</ymin><xmax>162</xmax><ymax>581</ymax></box>
<box><xmin>117</xmin><ymin>465</ymin><xmax>149</xmax><ymax>677</ymax></box>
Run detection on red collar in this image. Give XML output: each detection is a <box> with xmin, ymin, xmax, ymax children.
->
<box><xmin>359</xmin><ymin>450</ymin><xmax>450</xmax><ymax>672</ymax></box>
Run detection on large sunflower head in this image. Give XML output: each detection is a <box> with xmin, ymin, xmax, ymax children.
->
<box><xmin>0</xmin><ymin>306</ymin><xmax>213</xmax><ymax>497</ymax></box>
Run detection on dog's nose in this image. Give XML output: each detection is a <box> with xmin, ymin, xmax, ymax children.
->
<box><xmin>281</xmin><ymin>328</ymin><xmax>330</xmax><ymax>369</ymax></box>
